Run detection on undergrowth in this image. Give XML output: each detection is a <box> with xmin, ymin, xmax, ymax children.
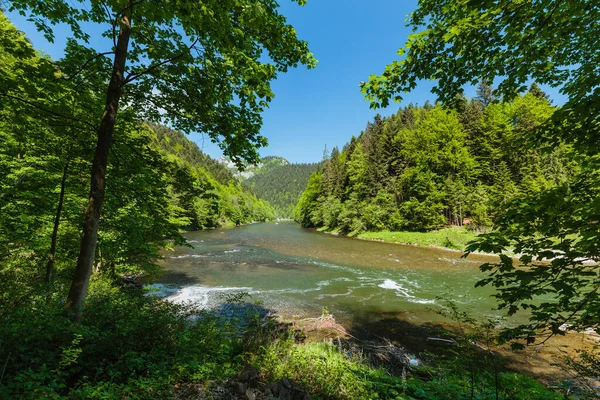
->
<box><xmin>0</xmin><ymin>274</ymin><xmax>568</xmax><ymax>399</ymax></box>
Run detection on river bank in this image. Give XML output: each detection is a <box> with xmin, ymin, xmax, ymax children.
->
<box><xmin>166</xmin><ymin>297</ymin><xmax>596</xmax><ymax>399</ymax></box>
<box><xmin>284</xmin><ymin>310</ymin><xmax>599</xmax><ymax>397</ymax></box>
<box><xmin>150</xmin><ymin>222</ymin><xmax>598</xmax><ymax>398</ymax></box>
<box><xmin>356</xmin><ymin>227</ymin><xmax>480</xmax><ymax>251</ymax></box>
<box><xmin>315</xmin><ymin>225</ymin><xmax>484</xmax><ymax>252</ymax></box>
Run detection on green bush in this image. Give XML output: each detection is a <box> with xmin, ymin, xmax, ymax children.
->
<box><xmin>0</xmin><ymin>277</ymin><xmax>265</xmax><ymax>398</ymax></box>
<box><xmin>251</xmin><ymin>339</ymin><xmax>406</xmax><ymax>399</ymax></box>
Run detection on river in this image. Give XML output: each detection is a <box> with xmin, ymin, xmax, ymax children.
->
<box><xmin>151</xmin><ymin>221</ymin><xmax>505</xmax><ymax>330</ymax></box>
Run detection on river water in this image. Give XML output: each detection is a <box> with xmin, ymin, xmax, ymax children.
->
<box><xmin>152</xmin><ymin>221</ymin><xmax>504</xmax><ymax>328</ymax></box>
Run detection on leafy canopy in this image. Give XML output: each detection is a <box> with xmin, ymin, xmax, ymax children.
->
<box><xmin>8</xmin><ymin>0</ymin><xmax>317</xmax><ymax>165</ymax></box>
<box><xmin>361</xmin><ymin>0</ymin><xmax>599</xmax><ymax>153</ymax></box>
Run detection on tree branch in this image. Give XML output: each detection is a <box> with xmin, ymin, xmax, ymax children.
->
<box><xmin>62</xmin><ymin>51</ymin><xmax>115</xmax><ymax>82</ymax></box>
<box><xmin>538</xmin><ymin>283</ymin><xmax>600</xmax><ymax>345</ymax></box>
<box><xmin>0</xmin><ymin>93</ymin><xmax>97</xmax><ymax>131</ymax></box>
<box><xmin>100</xmin><ymin>2</ymin><xmax>118</xmax><ymax>48</ymax></box>
<box><xmin>123</xmin><ymin>38</ymin><xmax>200</xmax><ymax>85</ymax></box>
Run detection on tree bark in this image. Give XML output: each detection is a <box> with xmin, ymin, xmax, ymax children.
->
<box><xmin>66</xmin><ymin>8</ymin><xmax>132</xmax><ymax>322</ymax></box>
<box><xmin>45</xmin><ymin>158</ymin><xmax>70</xmax><ymax>284</ymax></box>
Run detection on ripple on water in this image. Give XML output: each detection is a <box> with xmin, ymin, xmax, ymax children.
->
<box><xmin>310</xmin><ymin>260</ymin><xmax>364</xmax><ymax>275</ymax></box>
<box><xmin>317</xmin><ymin>288</ymin><xmax>355</xmax><ymax>300</ymax></box>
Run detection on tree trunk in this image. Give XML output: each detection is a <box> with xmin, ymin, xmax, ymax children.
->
<box><xmin>45</xmin><ymin>158</ymin><xmax>70</xmax><ymax>284</ymax></box>
<box><xmin>66</xmin><ymin>9</ymin><xmax>132</xmax><ymax>322</ymax></box>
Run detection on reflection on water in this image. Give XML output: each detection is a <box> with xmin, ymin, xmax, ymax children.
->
<box><xmin>154</xmin><ymin>221</ymin><xmax>502</xmax><ymax>326</ymax></box>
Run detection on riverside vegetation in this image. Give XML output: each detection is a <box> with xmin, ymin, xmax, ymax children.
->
<box><xmin>1</xmin><ymin>0</ymin><xmax>599</xmax><ymax>399</ymax></box>
<box><xmin>356</xmin><ymin>227</ymin><xmax>480</xmax><ymax>252</ymax></box>
<box><xmin>295</xmin><ymin>85</ymin><xmax>571</xmax><ymax>236</ymax></box>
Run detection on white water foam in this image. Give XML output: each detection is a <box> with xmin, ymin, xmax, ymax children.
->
<box><xmin>144</xmin><ymin>283</ymin><xmax>179</xmax><ymax>297</ymax></box>
<box><xmin>167</xmin><ymin>285</ymin><xmax>254</xmax><ymax>307</ymax></box>
<box><xmin>253</xmin><ymin>277</ymin><xmax>352</xmax><ymax>296</ymax></box>
<box><xmin>378</xmin><ymin>279</ymin><xmax>435</xmax><ymax>304</ymax></box>
<box><xmin>316</xmin><ymin>277</ymin><xmax>352</xmax><ymax>286</ymax></box>
<box><xmin>379</xmin><ymin>279</ymin><xmax>412</xmax><ymax>296</ymax></box>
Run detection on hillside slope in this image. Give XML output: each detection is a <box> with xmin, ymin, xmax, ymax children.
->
<box><xmin>244</xmin><ymin>160</ymin><xmax>320</xmax><ymax>218</ymax></box>
<box><xmin>149</xmin><ymin>123</ymin><xmax>276</xmax><ymax>228</ymax></box>
<box><xmin>219</xmin><ymin>155</ymin><xmax>320</xmax><ymax>218</ymax></box>
<box><xmin>296</xmin><ymin>90</ymin><xmax>575</xmax><ymax>234</ymax></box>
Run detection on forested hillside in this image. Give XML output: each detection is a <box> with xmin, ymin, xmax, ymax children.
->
<box><xmin>151</xmin><ymin>123</ymin><xmax>275</xmax><ymax>229</ymax></box>
<box><xmin>218</xmin><ymin>155</ymin><xmax>320</xmax><ymax>218</ymax></box>
<box><xmin>243</xmin><ymin>158</ymin><xmax>320</xmax><ymax>217</ymax></box>
<box><xmin>0</xmin><ymin>13</ymin><xmax>273</xmax><ymax>285</ymax></box>
<box><xmin>295</xmin><ymin>84</ymin><xmax>575</xmax><ymax>234</ymax></box>
<box><xmin>150</xmin><ymin>123</ymin><xmax>234</xmax><ymax>185</ymax></box>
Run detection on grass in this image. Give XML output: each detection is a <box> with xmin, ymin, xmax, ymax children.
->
<box><xmin>252</xmin><ymin>340</ymin><xmax>387</xmax><ymax>399</ymax></box>
<box><xmin>250</xmin><ymin>335</ymin><xmax>564</xmax><ymax>400</ymax></box>
<box><xmin>357</xmin><ymin>226</ymin><xmax>481</xmax><ymax>251</ymax></box>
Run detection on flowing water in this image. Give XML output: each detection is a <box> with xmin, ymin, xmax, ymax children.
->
<box><xmin>152</xmin><ymin>221</ymin><xmax>504</xmax><ymax>328</ymax></box>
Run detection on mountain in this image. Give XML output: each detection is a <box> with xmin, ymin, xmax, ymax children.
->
<box><xmin>217</xmin><ymin>155</ymin><xmax>290</xmax><ymax>180</ymax></box>
<box><xmin>244</xmin><ymin>160</ymin><xmax>320</xmax><ymax>218</ymax></box>
<box><xmin>219</xmin><ymin>156</ymin><xmax>320</xmax><ymax>218</ymax></box>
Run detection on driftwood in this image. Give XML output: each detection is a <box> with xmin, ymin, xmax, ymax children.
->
<box><xmin>426</xmin><ymin>337</ymin><xmax>458</xmax><ymax>345</ymax></box>
<box><xmin>340</xmin><ymin>337</ymin><xmax>418</xmax><ymax>373</ymax></box>
<box><xmin>427</xmin><ymin>336</ymin><xmax>490</xmax><ymax>351</ymax></box>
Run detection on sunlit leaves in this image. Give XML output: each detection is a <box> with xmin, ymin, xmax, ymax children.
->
<box><xmin>8</xmin><ymin>0</ymin><xmax>316</xmax><ymax>167</ymax></box>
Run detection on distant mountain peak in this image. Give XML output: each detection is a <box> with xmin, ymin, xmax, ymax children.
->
<box><xmin>216</xmin><ymin>155</ymin><xmax>291</xmax><ymax>180</ymax></box>
<box><xmin>215</xmin><ymin>155</ymin><xmax>319</xmax><ymax>218</ymax></box>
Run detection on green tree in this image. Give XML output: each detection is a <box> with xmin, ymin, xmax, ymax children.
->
<box><xmin>362</xmin><ymin>0</ymin><xmax>600</xmax><ymax>340</ymax></box>
<box><xmin>0</xmin><ymin>13</ymin><xmax>98</xmax><ymax>285</ymax></box>
<box><xmin>8</xmin><ymin>0</ymin><xmax>315</xmax><ymax>320</ymax></box>
<box><xmin>345</xmin><ymin>142</ymin><xmax>370</xmax><ymax>199</ymax></box>
<box><xmin>294</xmin><ymin>170</ymin><xmax>323</xmax><ymax>228</ymax></box>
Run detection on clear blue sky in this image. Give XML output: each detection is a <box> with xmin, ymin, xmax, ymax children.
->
<box><xmin>6</xmin><ymin>1</ymin><xmax>566</xmax><ymax>163</ymax></box>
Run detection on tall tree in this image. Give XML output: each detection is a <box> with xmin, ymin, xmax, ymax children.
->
<box><xmin>475</xmin><ymin>80</ymin><xmax>496</xmax><ymax>107</ymax></box>
<box><xmin>361</xmin><ymin>0</ymin><xmax>600</xmax><ymax>341</ymax></box>
<box><xmin>8</xmin><ymin>0</ymin><xmax>315</xmax><ymax>320</ymax></box>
